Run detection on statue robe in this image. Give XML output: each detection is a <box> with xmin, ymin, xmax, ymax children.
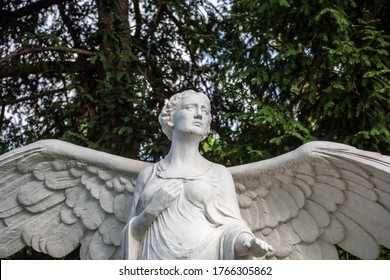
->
<box><xmin>123</xmin><ymin>162</ymin><xmax>253</xmax><ymax>260</ymax></box>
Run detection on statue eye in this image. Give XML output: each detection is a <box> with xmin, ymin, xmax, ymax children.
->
<box><xmin>185</xmin><ymin>105</ymin><xmax>195</xmax><ymax>110</ymax></box>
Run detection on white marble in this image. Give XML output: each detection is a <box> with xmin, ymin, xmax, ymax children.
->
<box><xmin>0</xmin><ymin>90</ymin><xmax>389</xmax><ymax>260</ymax></box>
<box><xmin>122</xmin><ymin>90</ymin><xmax>273</xmax><ymax>259</ymax></box>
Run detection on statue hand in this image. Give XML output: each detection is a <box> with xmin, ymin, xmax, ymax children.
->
<box><xmin>146</xmin><ymin>180</ymin><xmax>183</xmax><ymax>217</ymax></box>
<box><xmin>235</xmin><ymin>233</ymin><xmax>273</xmax><ymax>258</ymax></box>
<box><xmin>244</xmin><ymin>237</ymin><xmax>274</xmax><ymax>257</ymax></box>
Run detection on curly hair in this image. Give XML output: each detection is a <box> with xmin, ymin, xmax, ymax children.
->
<box><xmin>159</xmin><ymin>90</ymin><xmax>211</xmax><ymax>141</ymax></box>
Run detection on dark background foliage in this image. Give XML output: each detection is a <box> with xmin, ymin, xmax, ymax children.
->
<box><xmin>1</xmin><ymin>0</ymin><xmax>389</xmax><ymax>259</ymax></box>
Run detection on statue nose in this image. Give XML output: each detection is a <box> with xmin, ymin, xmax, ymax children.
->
<box><xmin>194</xmin><ymin>114</ymin><xmax>202</xmax><ymax>120</ymax></box>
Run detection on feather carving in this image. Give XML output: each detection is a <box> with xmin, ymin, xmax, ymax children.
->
<box><xmin>230</xmin><ymin>141</ymin><xmax>390</xmax><ymax>259</ymax></box>
<box><xmin>0</xmin><ymin>140</ymin><xmax>389</xmax><ymax>260</ymax></box>
<box><xmin>0</xmin><ymin>140</ymin><xmax>149</xmax><ymax>259</ymax></box>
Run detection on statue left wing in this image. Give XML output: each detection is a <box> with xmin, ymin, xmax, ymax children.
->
<box><xmin>229</xmin><ymin>141</ymin><xmax>390</xmax><ymax>259</ymax></box>
<box><xmin>0</xmin><ymin>140</ymin><xmax>151</xmax><ymax>259</ymax></box>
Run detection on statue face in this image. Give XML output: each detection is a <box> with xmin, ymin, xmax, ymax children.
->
<box><xmin>172</xmin><ymin>94</ymin><xmax>211</xmax><ymax>138</ymax></box>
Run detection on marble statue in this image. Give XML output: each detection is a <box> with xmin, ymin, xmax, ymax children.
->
<box><xmin>0</xmin><ymin>89</ymin><xmax>389</xmax><ymax>260</ymax></box>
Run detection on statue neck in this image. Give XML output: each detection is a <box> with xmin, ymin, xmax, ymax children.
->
<box><xmin>164</xmin><ymin>130</ymin><xmax>207</xmax><ymax>169</ymax></box>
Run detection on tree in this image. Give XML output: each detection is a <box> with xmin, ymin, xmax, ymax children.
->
<box><xmin>1</xmin><ymin>0</ymin><xmax>389</xmax><ymax>259</ymax></box>
<box><xmin>0</xmin><ymin>0</ymin><xmax>216</xmax><ymax>160</ymax></box>
<box><xmin>203</xmin><ymin>0</ymin><xmax>390</xmax><ymax>165</ymax></box>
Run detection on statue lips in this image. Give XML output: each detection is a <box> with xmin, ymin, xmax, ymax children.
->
<box><xmin>192</xmin><ymin>121</ymin><xmax>203</xmax><ymax>127</ymax></box>
<box><xmin>193</xmin><ymin>121</ymin><xmax>203</xmax><ymax>127</ymax></box>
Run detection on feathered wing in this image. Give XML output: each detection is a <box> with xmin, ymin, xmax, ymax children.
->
<box><xmin>229</xmin><ymin>141</ymin><xmax>390</xmax><ymax>260</ymax></box>
<box><xmin>0</xmin><ymin>140</ymin><xmax>150</xmax><ymax>259</ymax></box>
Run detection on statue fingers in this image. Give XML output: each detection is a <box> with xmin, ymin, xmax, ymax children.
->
<box><xmin>243</xmin><ymin>241</ymin><xmax>251</xmax><ymax>249</ymax></box>
<box><xmin>253</xmin><ymin>238</ymin><xmax>273</xmax><ymax>253</ymax></box>
<box><xmin>165</xmin><ymin>181</ymin><xmax>183</xmax><ymax>195</ymax></box>
<box><xmin>259</xmin><ymin>239</ymin><xmax>273</xmax><ymax>252</ymax></box>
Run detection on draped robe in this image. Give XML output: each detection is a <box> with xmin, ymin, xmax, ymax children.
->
<box><xmin>123</xmin><ymin>161</ymin><xmax>254</xmax><ymax>260</ymax></box>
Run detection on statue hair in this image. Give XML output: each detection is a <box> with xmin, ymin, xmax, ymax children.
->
<box><xmin>158</xmin><ymin>90</ymin><xmax>211</xmax><ymax>141</ymax></box>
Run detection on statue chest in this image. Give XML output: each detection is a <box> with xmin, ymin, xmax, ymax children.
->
<box><xmin>139</xmin><ymin>176</ymin><xmax>218</xmax><ymax>211</ymax></box>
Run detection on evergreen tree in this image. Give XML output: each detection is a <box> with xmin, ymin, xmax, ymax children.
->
<box><xmin>1</xmin><ymin>0</ymin><xmax>389</xmax><ymax>259</ymax></box>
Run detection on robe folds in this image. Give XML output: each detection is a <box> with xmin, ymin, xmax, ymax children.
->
<box><xmin>123</xmin><ymin>162</ymin><xmax>253</xmax><ymax>260</ymax></box>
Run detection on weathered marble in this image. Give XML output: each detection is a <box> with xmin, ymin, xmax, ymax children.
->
<box><xmin>0</xmin><ymin>90</ymin><xmax>389</xmax><ymax>260</ymax></box>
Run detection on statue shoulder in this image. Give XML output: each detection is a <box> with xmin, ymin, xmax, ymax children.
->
<box><xmin>136</xmin><ymin>163</ymin><xmax>155</xmax><ymax>186</ymax></box>
<box><xmin>209</xmin><ymin>162</ymin><xmax>232</xmax><ymax>177</ymax></box>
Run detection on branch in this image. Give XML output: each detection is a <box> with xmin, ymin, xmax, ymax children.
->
<box><xmin>0</xmin><ymin>104</ymin><xmax>5</xmax><ymax>128</ymax></box>
<box><xmin>132</xmin><ymin>0</ymin><xmax>142</xmax><ymax>40</ymax></box>
<box><xmin>164</xmin><ymin>7</ymin><xmax>198</xmax><ymax>68</ymax></box>
<box><xmin>0</xmin><ymin>0</ymin><xmax>67</xmax><ymax>19</ymax></box>
<box><xmin>58</xmin><ymin>3</ymin><xmax>81</xmax><ymax>47</ymax></box>
<box><xmin>146</xmin><ymin>4</ymin><xmax>165</xmax><ymax>60</ymax></box>
<box><xmin>0</xmin><ymin>61</ymin><xmax>96</xmax><ymax>78</ymax></box>
<box><xmin>0</xmin><ymin>89</ymin><xmax>65</xmax><ymax>106</ymax></box>
<box><xmin>0</xmin><ymin>47</ymin><xmax>97</xmax><ymax>63</ymax></box>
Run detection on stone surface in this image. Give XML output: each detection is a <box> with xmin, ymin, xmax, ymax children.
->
<box><xmin>1</xmin><ymin>90</ymin><xmax>390</xmax><ymax>259</ymax></box>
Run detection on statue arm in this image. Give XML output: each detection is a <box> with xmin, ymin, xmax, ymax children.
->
<box><xmin>127</xmin><ymin>165</ymin><xmax>155</xmax><ymax>241</ymax></box>
<box><xmin>218</xmin><ymin>165</ymin><xmax>245</xmax><ymax>216</ymax></box>
<box><xmin>218</xmin><ymin>165</ymin><xmax>273</xmax><ymax>257</ymax></box>
<box><xmin>122</xmin><ymin>166</ymin><xmax>156</xmax><ymax>259</ymax></box>
<box><xmin>128</xmin><ymin>165</ymin><xmax>183</xmax><ymax>241</ymax></box>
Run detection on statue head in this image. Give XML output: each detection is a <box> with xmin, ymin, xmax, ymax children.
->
<box><xmin>159</xmin><ymin>90</ymin><xmax>212</xmax><ymax>141</ymax></box>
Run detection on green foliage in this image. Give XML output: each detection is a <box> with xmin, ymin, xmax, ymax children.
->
<box><xmin>204</xmin><ymin>102</ymin><xmax>315</xmax><ymax>165</ymax></box>
<box><xmin>205</xmin><ymin>0</ymin><xmax>389</xmax><ymax>158</ymax></box>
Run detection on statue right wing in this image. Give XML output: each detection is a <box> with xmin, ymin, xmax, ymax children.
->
<box><xmin>0</xmin><ymin>140</ymin><xmax>151</xmax><ymax>259</ymax></box>
<box><xmin>230</xmin><ymin>141</ymin><xmax>390</xmax><ymax>259</ymax></box>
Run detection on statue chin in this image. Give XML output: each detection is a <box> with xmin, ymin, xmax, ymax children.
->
<box><xmin>184</xmin><ymin>129</ymin><xmax>205</xmax><ymax>137</ymax></box>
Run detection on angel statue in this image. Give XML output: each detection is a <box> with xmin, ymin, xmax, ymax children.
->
<box><xmin>0</xmin><ymin>90</ymin><xmax>390</xmax><ymax>260</ymax></box>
